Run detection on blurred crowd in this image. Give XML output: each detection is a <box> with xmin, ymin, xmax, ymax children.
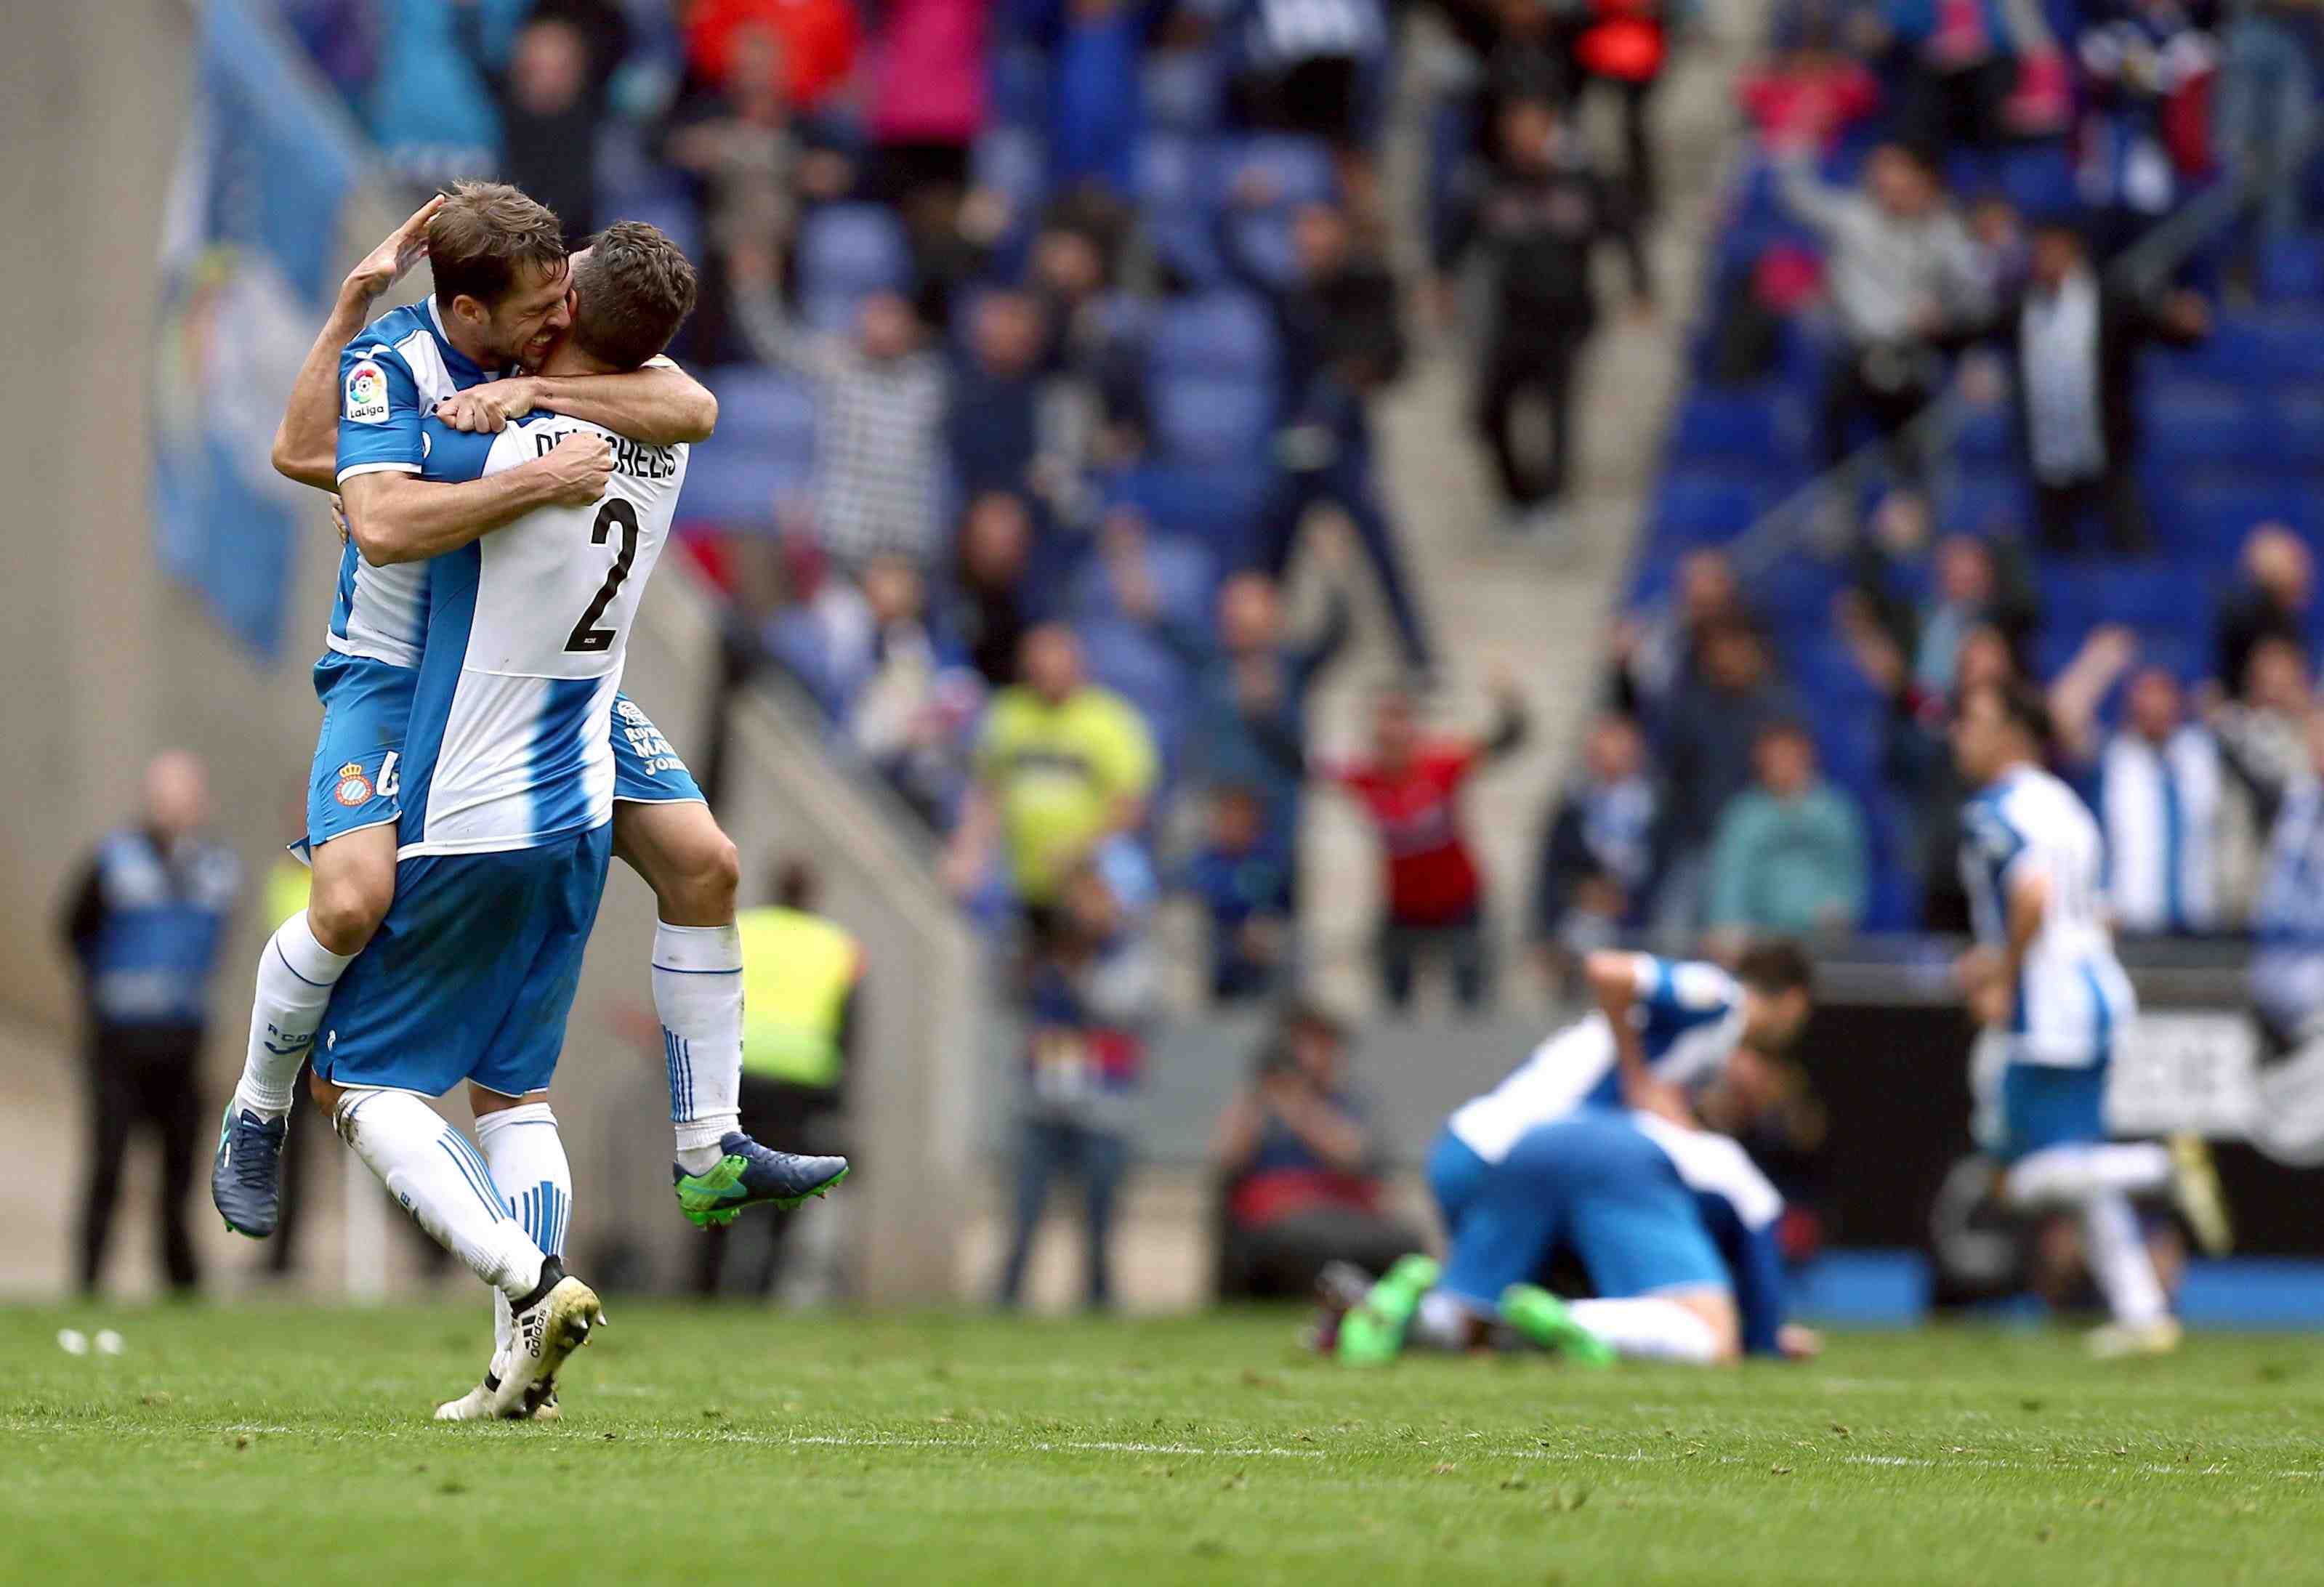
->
<box><xmin>262</xmin><ymin>0</ymin><xmax>2324</xmax><ymax>1305</ymax></box>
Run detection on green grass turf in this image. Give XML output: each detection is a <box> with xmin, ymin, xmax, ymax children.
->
<box><xmin>3</xmin><ymin>1305</ymin><xmax>2320</xmax><ymax>1585</ymax></box>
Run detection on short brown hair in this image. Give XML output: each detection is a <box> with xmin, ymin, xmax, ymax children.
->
<box><xmin>428</xmin><ymin>181</ymin><xmax>568</xmax><ymax>310</ymax></box>
<box><xmin>569</xmin><ymin>222</ymin><xmax>698</xmax><ymax>371</ymax></box>
<box><xmin>1736</xmin><ymin>938</ymin><xmax>1815</xmax><ymax>998</ymax></box>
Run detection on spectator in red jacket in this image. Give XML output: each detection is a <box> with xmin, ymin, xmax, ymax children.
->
<box><xmin>1319</xmin><ymin>676</ymin><xmax>1530</xmax><ymax>1012</ymax></box>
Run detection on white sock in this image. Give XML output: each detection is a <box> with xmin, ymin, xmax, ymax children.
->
<box><xmin>334</xmin><ymin>1089</ymin><xmax>544</xmax><ymax>1301</ymax></box>
<box><xmin>655</xmin><ymin>921</ymin><xmax>744</xmax><ymax>1174</ymax></box>
<box><xmin>2004</xmin><ymin>1142</ymin><xmax>2172</xmax><ymax>1209</ymax></box>
<box><xmin>477</xmin><ymin>1102</ymin><xmax>572</xmax><ymax>1359</ymax></box>
<box><xmin>233</xmin><ymin>911</ymin><xmax>356</xmax><ymax>1118</ymax></box>
<box><xmin>1411</xmin><ymin>1291</ymin><xmax>1475</xmax><ymax>1352</ymax></box>
<box><xmin>1566</xmin><ymin>1298</ymin><xmax>1722</xmax><ymax>1364</ymax></box>
<box><xmin>2080</xmin><ymin>1190</ymin><xmax>2170</xmax><ymax>1326</ymax></box>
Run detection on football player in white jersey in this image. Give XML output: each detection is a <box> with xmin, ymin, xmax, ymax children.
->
<box><xmin>214</xmin><ymin>187</ymin><xmax>842</xmax><ymax>1248</ymax></box>
<box><xmin>301</xmin><ymin>224</ymin><xmax>795</xmax><ymax>1417</ymax></box>
<box><xmin>1950</xmin><ymin>679</ymin><xmax>2229</xmax><ymax>1358</ymax></box>
<box><xmin>1331</xmin><ymin>942</ymin><xmax>1814</xmax><ymax>1364</ymax></box>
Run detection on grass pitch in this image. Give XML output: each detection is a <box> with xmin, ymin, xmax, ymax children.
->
<box><xmin>3</xmin><ymin>1304</ymin><xmax>2320</xmax><ymax>1585</ymax></box>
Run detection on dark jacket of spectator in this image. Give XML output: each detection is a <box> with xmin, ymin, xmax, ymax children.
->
<box><xmin>1948</xmin><ymin>224</ymin><xmax>2206</xmax><ymax>554</ymax></box>
<box><xmin>1653</xmin><ymin>621</ymin><xmax>1804</xmax><ymax>872</ymax></box>
<box><xmin>1212</xmin><ymin>1007</ymin><xmax>1424</xmax><ymax>1298</ymax></box>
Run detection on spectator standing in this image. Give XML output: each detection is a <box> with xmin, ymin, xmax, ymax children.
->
<box><xmin>1224</xmin><ymin>188</ymin><xmax>1433</xmax><ymax>669</ymax></box>
<box><xmin>367</xmin><ymin>0</ymin><xmax>530</xmax><ymax>188</ymax></box>
<box><xmin>844</xmin><ymin>556</ymin><xmax>980</xmax><ymax>829</ymax></box>
<box><xmin>2099</xmin><ymin>667</ymin><xmax>2224</xmax><ymax>936</ymax></box>
<box><xmin>2216</xmin><ymin>524</ymin><xmax>2312</xmax><ymax>698</ymax></box>
<box><xmin>1531</xmin><ymin>710</ymin><xmax>1659</xmax><ymax>985</ymax></box>
<box><xmin>2216</xmin><ymin>0</ymin><xmax>2318</xmax><ymax>252</ymax></box>
<box><xmin>1572</xmin><ymin>0</ymin><xmax>1671</xmax><ymax>215</ymax></box>
<box><xmin>997</xmin><ymin>857</ymin><xmax>1158</xmax><ymax>1309</ymax></box>
<box><xmin>1948</xmin><ymin>219</ymin><xmax>2208</xmax><ymax>556</ymax></box>
<box><xmin>2248</xmin><ymin>708</ymin><xmax>2324</xmax><ymax>1051</ymax></box>
<box><xmin>60</xmin><ymin>753</ymin><xmax>241</xmax><ymax>1296</ymax></box>
<box><xmin>696</xmin><ymin>863</ymin><xmax>863</xmax><ymax>1299</ymax></box>
<box><xmin>685</xmin><ymin>0</ymin><xmax>861</xmax><ymax>112</ymax></box>
<box><xmin>1706</xmin><ymin>720</ymin><xmax>1871</xmax><ymax>935</ymax></box>
<box><xmin>459</xmin><ymin>1</ymin><xmax>629</xmax><ymax>244</ymax></box>
<box><xmin>1320</xmin><ymin>677</ymin><xmax>1530</xmax><ymax>1012</ymax></box>
<box><xmin>1738</xmin><ymin>25</ymin><xmax>1882</xmax><ymax>156</ymax></box>
<box><xmin>1163</xmin><ymin>568</ymin><xmax>1350</xmax><ymax>858</ymax></box>
<box><xmin>1228</xmin><ymin>0</ymin><xmax>1392</xmax><ymax>206</ymax></box>
<box><xmin>1212</xmin><ymin>1005</ymin><xmax>1427</xmax><ymax>1297</ymax></box>
<box><xmin>942</xmin><ymin>491</ymin><xmax>1043</xmax><ymax>694</ymax></box>
<box><xmin>1609</xmin><ymin>547</ymin><xmax>1749</xmax><ymax>722</ymax></box>
<box><xmin>1778</xmin><ymin>143</ymin><xmax>1990</xmax><ymax>473</ymax></box>
<box><xmin>1179</xmin><ymin>785</ymin><xmax>1298</xmax><ymax>1001</ymax></box>
<box><xmin>949</xmin><ymin>290</ymin><xmax>1052</xmax><ymax>503</ymax></box>
<box><xmin>2075</xmin><ymin>0</ymin><xmax>2216</xmax><ymax>257</ymax></box>
<box><xmin>1652</xmin><ymin>620</ymin><xmax>1805</xmax><ymax>930</ymax></box>
<box><xmin>1437</xmin><ymin>97</ymin><xmax>1654</xmax><ymax>532</ymax></box>
<box><xmin>739</xmin><ymin>286</ymin><xmax>951</xmax><ymax>569</ymax></box>
<box><xmin>2214</xmin><ymin>632</ymin><xmax>2314</xmax><ymax>832</ymax></box>
<box><xmin>945</xmin><ymin>624</ymin><xmax>1159</xmax><ymax>917</ymax></box>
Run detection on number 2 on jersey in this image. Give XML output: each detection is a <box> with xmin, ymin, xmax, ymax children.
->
<box><xmin>565</xmin><ymin>498</ymin><xmax>639</xmax><ymax>653</ymax></box>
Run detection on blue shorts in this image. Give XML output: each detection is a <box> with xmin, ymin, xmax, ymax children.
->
<box><xmin>1997</xmin><ymin>1058</ymin><xmax>2109</xmax><ymax>1162</ymax></box>
<box><xmin>306</xmin><ymin>655</ymin><xmax>703</xmax><ymax>850</ymax></box>
<box><xmin>313</xmin><ymin>823</ymin><xmax>614</xmax><ymax>1099</ymax></box>
<box><xmin>1437</xmin><ymin>1110</ymin><xmax>1729</xmax><ymax>1307</ymax></box>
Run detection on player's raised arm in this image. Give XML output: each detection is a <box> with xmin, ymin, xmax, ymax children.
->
<box><xmin>273</xmin><ymin>196</ymin><xmax>447</xmax><ymax>490</ymax></box>
<box><xmin>339</xmin><ymin>432</ymin><xmax>612</xmax><ymax>565</ymax></box>
<box><xmin>435</xmin><ymin>358</ymin><xmax>717</xmax><ymax>445</ymax></box>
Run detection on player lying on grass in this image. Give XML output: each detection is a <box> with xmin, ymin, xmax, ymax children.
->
<box><xmin>1949</xmin><ymin>680</ymin><xmax>2230</xmax><ymax>1360</ymax></box>
<box><xmin>214</xmin><ymin>185</ymin><xmax>843</xmax><ymax>1249</ymax></box>
<box><xmin>303</xmin><ymin>222</ymin><xmax>737</xmax><ymax>1418</ymax></box>
<box><xmin>1323</xmin><ymin>1103</ymin><xmax>1815</xmax><ymax>1366</ymax></box>
<box><xmin>1321</xmin><ymin>942</ymin><xmax>1818</xmax><ymax>1365</ymax></box>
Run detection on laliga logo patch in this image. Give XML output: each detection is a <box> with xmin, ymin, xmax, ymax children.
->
<box><xmin>334</xmin><ymin>761</ymin><xmax>375</xmax><ymax>807</ymax></box>
<box><xmin>345</xmin><ymin>360</ymin><xmax>389</xmax><ymax>424</ymax></box>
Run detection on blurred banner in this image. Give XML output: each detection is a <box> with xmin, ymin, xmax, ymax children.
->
<box><xmin>153</xmin><ymin>0</ymin><xmax>365</xmax><ymax>661</ymax></box>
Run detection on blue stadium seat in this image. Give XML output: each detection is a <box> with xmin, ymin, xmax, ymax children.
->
<box><xmin>2259</xmin><ymin>235</ymin><xmax>2324</xmax><ymax>304</ymax></box>
<box><xmin>676</xmin><ymin>452</ymin><xmax>805</xmax><ymax>530</ymax></box>
<box><xmin>2145</xmin><ymin>381</ymin><xmax>2262</xmax><ymax>466</ymax></box>
<box><xmin>1935</xmin><ymin>469</ymin><xmax>2026</xmax><ymax>536</ymax></box>
<box><xmin>990</xmin><ymin>44</ymin><xmax>1049</xmax><ymax>129</ymax></box>
<box><xmin>795</xmin><ymin>203</ymin><xmax>911</xmax><ymax>332</ymax></box>
<box><xmin>1218</xmin><ymin>132</ymin><xmax>1338</xmax><ymax>208</ymax></box>
<box><xmin>1144</xmin><ymin>48</ymin><xmax>1222</xmax><ymax>132</ymax></box>
<box><xmin>1996</xmin><ymin>144</ymin><xmax>2076</xmax><ymax>217</ymax></box>
<box><xmin>2254</xmin><ymin>311</ymin><xmax>2324</xmax><ymax>381</ymax></box>
<box><xmin>1105</xmin><ymin>464</ymin><xmax>1272</xmax><ymax>550</ymax></box>
<box><xmin>1668</xmin><ymin>389</ymin><xmax>1808</xmax><ymax>466</ymax></box>
<box><xmin>1147</xmin><ymin>290</ymin><xmax>1278</xmax><ymax>382</ymax></box>
<box><xmin>1648</xmin><ymin>469</ymin><xmax>1777</xmax><ymax>541</ymax></box>
<box><xmin>2272</xmin><ymin>386</ymin><xmax>2324</xmax><ymax>469</ymax></box>
<box><xmin>1950</xmin><ymin>395</ymin><xmax>2014</xmax><ymax>465</ymax></box>
<box><xmin>1150</xmin><ymin>376</ymin><xmax>1276</xmax><ymax>465</ymax></box>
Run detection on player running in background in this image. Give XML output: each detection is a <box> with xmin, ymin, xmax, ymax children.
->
<box><xmin>1949</xmin><ymin>679</ymin><xmax>2230</xmax><ymax>1358</ymax></box>
<box><xmin>307</xmin><ymin>223</ymin><xmax>721</xmax><ymax>1417</ymax></box>
<box><xmin>214</xmin><ymin>186</ymin><xmax>842</xmax><ymax>1247</ymax></box>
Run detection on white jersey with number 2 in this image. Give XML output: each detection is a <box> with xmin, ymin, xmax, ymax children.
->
<box><xmin>397</xmin><ymin>413</ymin><xmax>689</xmax><ymax>857</ymax></box>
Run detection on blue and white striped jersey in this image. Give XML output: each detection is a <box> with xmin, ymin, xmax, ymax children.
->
<box><xmin>331</xmin><ymin>299</ymin><xmax>504</xmax><ymax>666</ymax></box>
<box><xmin>1448</xmin><ymin>955</ymin><xmax>1746</xmax><ymax>1163</ymax></box>
<box><xmin>1960</xmin><ymin>764</ymin><xmax>2136</xmax><ymax>1068</ymax></box>
<box><xmin>395</xmin><ymin>413</ymin><xmax>689</xmax><ymax>857</ymax></box>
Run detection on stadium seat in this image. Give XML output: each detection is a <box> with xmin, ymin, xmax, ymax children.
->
<box><xmin>1217</xmin><ymin>132</ymin><xmax>1337</xmax><ymax>209</ymax></box>
<box><xmin>794</xmin><ymin>203</ymin><xmax>911</xmax><ymax>332</ymax></box>
<box><xmin>1667</xmin><ymin>389</ymin><xmax>1809</xmax><ymax>466</ymax></box>
<box><xmin>1647</xmin><ymin>469</ymin><xmax>1777</xmax><ymax>541</ymax></box>
<box><xmin>1147</xmin><ymin>290</ymin><xmax>1278</xmax><ymax>382</ymax></box>
<box><xmin>1150</xmin><ymin>376</ymin><xmax>1276</xmax><ymax>466</ymax></box>
<box><xmin>989</xmin><ymin>44</ymin><xmax>1049</xmax><ymax>129</ymax></box>
<box><xmin>2271</xmin><ymin>386</ymin><xmax>2324</xmax><ymax>469</ymax></box>
<box><xmin>2259</xmin><ymin>235</ymin><xmax>2324</xmax><ymax>304</ymax></box>
<box><xmin>1950</xmin><ymin>395</ymin><xmax>2014</xmax><ymax>465</ymax></box>
<box><xmin>1934</xmin><ymin>469</ymin><xmax>2025</xmax><ymax>536</ymax></box>
<box><xmin>676</xmin><ymin>452</ymin><xmax>806</xmax><ymax>532</ymax></box>
<box><xmin>2144</xmin><ymin>381</ymin><xmax>2262</xmax><ymax>466</ymax></box>
<box><xmin>1143</xmin><ymin>47</ymin><xmax>1222</xmax><ymax>132</ymax></box>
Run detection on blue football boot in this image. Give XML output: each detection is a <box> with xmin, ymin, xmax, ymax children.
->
<box><xmin>673</xmin><ymin>1133</ymin><xmax>849</xmax><ymax>1227</ymax></box>
<box><xmin>211</xmin><ymin>1106</ymin><xmax>289</xmax><ymax>1238</ymax></box>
